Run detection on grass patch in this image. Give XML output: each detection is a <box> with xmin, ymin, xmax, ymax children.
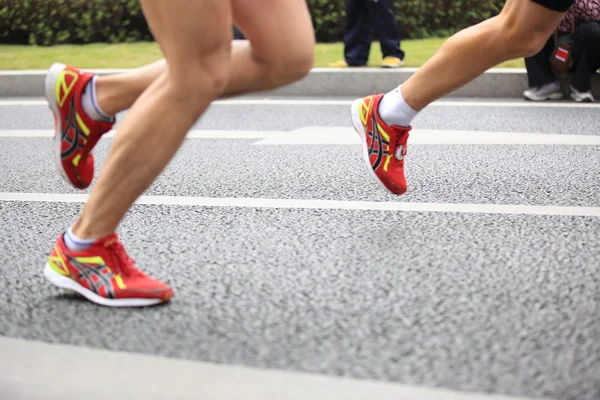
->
<box><xmin>0</xmin><ymin>39</ymin><xmax>525</xmax><ymax>70</ymax></box>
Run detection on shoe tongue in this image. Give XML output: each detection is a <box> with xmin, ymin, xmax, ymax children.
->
<box><xmin>97</xmin><ymin>233</ymin><xmax>119</xmax><ymax>246</ymax></box>
<box><xmin>391</xmin><ymin>124</ymin><xmax>411</xmax><ymax>133</ymax></box>
<box><xmin>377</xmin><ymin>115</ymin><xmax>411</xmax><ymax>133</ymax></box>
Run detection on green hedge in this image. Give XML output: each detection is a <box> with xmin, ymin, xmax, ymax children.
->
<box><xmin>0</xmin><ymin>0</ymin><xmax>504</xmax><ymax>46</ymax></box>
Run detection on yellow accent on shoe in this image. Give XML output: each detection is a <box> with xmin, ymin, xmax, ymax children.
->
<box><xmin>75</xmin><ymin>256</ymin><xmax>105</xmax><ymax>264</ymax></box>
<box><xmin>329</xmin><ymin>60</ymin><xmax>349</xmax><ymax>68</ymax></box>
<box><xmin>114</xmin><ymin>275</ymin><xmax>127</xmax><ymax>289</ymax></box>
<box><xmin>56</xmin><ymin>70</ymin><xmax>79</xmax><ymax>107</ymax></box>
<box><xmin>48</xmin><ymin>254</ymin><xmax>70</xmax><ymax>276</ymax></box>
<box><xmin>73</xmin><ymin>154</ymin><xmax>81</xmax><ymax>167</ymax></box>
<box><xmin>383</xmin><ymin>154</ymin><xmax>393</xmax><ymax>172</ymax></box>
<box><xmin>76</xmin><ymin>112</ymin><xmax>90</xmax><ymax>137</ymax></box>
<box><xmin>377</xmin><ymin>122</ymin><xmax>391</xmax><ymax>142</ymax></box>
<box><xmin>359</xmin><ymin>98</ymin><xmax>373</xmax><ymax>126</ymax></box>
<box><xmin>381</xmin><ymin>56</ymin><xmax>404</xmax><ymax>68</ymax></box>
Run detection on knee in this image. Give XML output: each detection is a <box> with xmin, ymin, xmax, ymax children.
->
<box><xmin>169</xmin><ymin>47</ymin><xmax>231</xmax><ymax>104</ymax></box>
<box><xmin>498</xmin><ymin>15</ymin><xmax>554</xmax><ymax>58</ymax></box>
<box><xmin>259</xmin><ymin>39</ymin><xmax>315</xmax><ymax>87</ymax></box>
<box><xmin>576</xmin><ymin>22</ymin><xmax>600</xmax><ymax>41</ymax></box>
<box><xmin>505</xmin><ymin>26</ymin><xmax>550</xmax><ymax>58</ymax></box>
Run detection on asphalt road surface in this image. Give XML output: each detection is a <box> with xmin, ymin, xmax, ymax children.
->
<box><xmin>0</xmin><ymin>97</ymin><xmax>599</xmax><ymax>400</ymax></box>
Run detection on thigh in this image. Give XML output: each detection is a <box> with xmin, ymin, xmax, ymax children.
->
<box><xmin>139</xmin><ymin>0</ymin><xmax>232</xmax><ymax>71</ymax></box>
<box><xmin>500</xmin><ymin>0</ymin><xmax>568</xmax><ymax>37</ymax></box>
<box><xmin>230</xmin><ymin>0</ymin><xmax>315</xmax><ymax>62</ymax></box>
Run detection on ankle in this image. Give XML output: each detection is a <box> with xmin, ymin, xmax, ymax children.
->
<box><xmin>71</xmin><ymin>219</ymin><xmax>113</xmax><ymax>241</ymax></box>
<box><xmin>378</xmin><ymin>86</ymin><xmax>419</xmax><ymax>127</ymax></box>
<box><xmin>94</xmin><ymin>77</ymin><xmax>121</xmax><ymax>116</ymax></box>
<box><xmin>64</xmin><ymin>226</ymin><xmax>96</xmax><ymax>252</ymax></box>
<box><xmin>81</xmin><ymin>76</ymin><xmax>115</xmax><ymax>123</ymax></box>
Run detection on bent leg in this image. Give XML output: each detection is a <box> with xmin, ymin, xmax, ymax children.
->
<box><xmin>226</xmin><ymin>0</ymin><xmax>315</xmax><ymax>94</ymax></box>
<box><xmin>352</xmin><ymin>0</ymin><xmax>573</xmax><ymax>197</ymax></box>
<box><xmin>73</xmin><ymin>0</ymin><xmax>232</xmax><ymax>238</ymax></box>
<box><xmin>96</xmin><ymin>0</ymin><xmax>314</xmax><ymax>116</ymax></box>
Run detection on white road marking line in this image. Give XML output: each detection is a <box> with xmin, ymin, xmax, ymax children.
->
<box><xmin>1</xmin><ymin>192</ymin><xmax>598</xmax><ymax>217</ymax></box>
<box><xmin>2</xmin><ymin>98</ymin><xmax>600</xmax><ymax>108</ymax></box>
<box><xmin>253</xmin><ymin>127</ymin><xmax>600</xmax><ymax>145</ymax></box>
<box><xmin>0</xmin><ymin>336</ymin><xmax>545</xmax><ymax>400</ymax></box>
<box><xmin>0</xmin><ymin>129</ymin><xmax>285</xmax><ymax>139</ymax></box>
<box><xmin>2</xmin><ymin>128</ymin><xmax>600</xmax><ymax>146</ymax></box>
<box><xmin>0</xmin><ymin>100</ymin><xmax>47</xmax><ymax>106</ymax></box>
<box><xmin>0</xmin><ymin>129</ymin><xmax>53</xmax><ymax>137</ymax></box>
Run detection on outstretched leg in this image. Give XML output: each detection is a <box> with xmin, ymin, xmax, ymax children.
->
<box><xmin>351</xmin><ymin>0</ymin><xmax>572</xmax><ymax>195</ymax></box>
<box><xmin>74</xmin><ymin>0</ymin><xmax>232</xmax><ymax>239</ymax></box>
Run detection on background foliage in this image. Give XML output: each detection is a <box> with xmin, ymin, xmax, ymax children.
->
<box><xmin>0</xmin><ymin>0</ymin><xmax>505</xmax><ymax>46</ymax></box>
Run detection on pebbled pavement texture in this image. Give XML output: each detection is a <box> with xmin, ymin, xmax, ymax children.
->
<box><xmin>1</xmin><ymin>98</ymin><xmax>599</xmax><ymax>400</ymax></box>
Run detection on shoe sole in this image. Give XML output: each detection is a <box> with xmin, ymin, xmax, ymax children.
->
<box><xmin>524</xmin><ymin>92</ymin><xmax>564</xmax><ymax>101</ymax></box>
<box><xmin>44</xmin><ymin>263</ymin><xmax>165</xmax><ymax>308</ymax></box>
<box><xmin>350</xmin><ymin>99</ymin><xmax>394</xmax><ymax>194</ymax></box>
<box><xmin>44</xmin><ymin>63</ymin><xmax>73</xmax><ymax>186</ymax></box>
<box><xmin>381</xmin><ymin>63</ymin><xmax>404</xmax><ymax>69</ymax></box>
<box><xmin>572</xmin><ymin>96</ymin><xmax>594</xmax><ymax>103</ymax></box>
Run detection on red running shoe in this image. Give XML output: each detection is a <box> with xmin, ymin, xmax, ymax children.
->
<box><xmin>351</xmin><ymin>94</ymin><xmax>411</xmax><ymax>195</ymax></box>
<box><xmin>44</xmin><ymin>233</ymin><xmax>174</xmax><ymax>307</ymax></box>
<box><xmin>44</xmin><ymin>63</ymin><xmax>115</xmax><ymax>189</ymax></box>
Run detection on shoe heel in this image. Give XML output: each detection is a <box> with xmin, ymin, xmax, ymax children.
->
<box><xmin>43</xmin><ymin>263</ymin><xmax>73</xmax><ymax>290</ymax></box>
<box><xmin>44</xmin><ymin>63</ymin><xmax>73</xmax><ymax>185</ymax></box>
<box><xmin>44</xmin><ymin>63</ymin><xmax>66</xmax><ymax>111</ymax></box>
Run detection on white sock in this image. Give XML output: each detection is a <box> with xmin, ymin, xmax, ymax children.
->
<box><xmin>64</xmin><ymin>227</ymin><xmax>96</xmax><ymax>252</ymax></box>
<box><xmin>378</xmin><ymin>86</ymin><xmax>419</xmax><ymax>127</ymax></box>
<box><xmin>81</xmin><ymin>76</ymin><xmax>114</xmax><ymax>123</ymax></box>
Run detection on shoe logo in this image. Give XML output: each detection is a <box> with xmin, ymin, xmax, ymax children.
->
<box><xmin>48</xmin><ymin>246</ymin><xmax>71</xmax><ymax>277</ymax></box>
<box><xmin>56</xmin><ymin>70</ymin><xmax>79</xmax><ymax>107</ymax></box>
<box><xmin>395</xmin><ymin>145</ymin><xmax>405</xmax><ymax>160</ymax></box>
<box><xmin>367</xmin><ymin>114</ymin><xmax>390</xmax><ymax>171</ymax></box>
<box><xmin>61</xmin><ymin>96</ymin><xmax>90</xmax><ymax>161</ymax></box>
<box><xmin>359</xmin><ymin>97</ymin><xmax>374</xmax><ymax>126</ymax></box>
<box><xmin>68</xmin><ymin>256</ymin><xmax>118</xmax><ymax>299</ymax></box>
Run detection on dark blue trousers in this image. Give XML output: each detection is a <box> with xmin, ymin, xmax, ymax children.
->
<box><xmin>344</xmin><ymin>0</ymin><xmax>404</xmax><ymax>66</ymax></box>
<box><xmin>525</xmin><ymin>22</ymin><xmax>600</xmax><ymax>91</ymax></box>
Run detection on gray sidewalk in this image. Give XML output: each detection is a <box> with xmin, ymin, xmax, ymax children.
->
<box><xmin>1</xmin><ymin>67</ymin><xmax>599</xmax><ymax>98</ymax></box>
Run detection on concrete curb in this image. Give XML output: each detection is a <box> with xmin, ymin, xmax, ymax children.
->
<box><xmin>1</xmin><ymin>67</ymin><xmax>599</xmax><ymax>98</ymax></box>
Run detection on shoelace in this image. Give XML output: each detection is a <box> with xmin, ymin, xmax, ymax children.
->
<box><xmin>107</xmin><ymin>240</ymin><xmax>140</xmax><ymax>277</ymax></box>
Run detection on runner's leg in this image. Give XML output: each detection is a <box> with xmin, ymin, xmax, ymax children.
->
<box><xmin>351</xmin><ymin>0</ymin><xmax>572</xmax><ymax>196</ymax></box>
<box><xmin>72</xmin><ymin>0</ymin><xmax>232</xmax><ymax>238</ymax></box>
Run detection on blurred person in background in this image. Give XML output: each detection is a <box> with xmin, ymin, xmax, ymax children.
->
<box><xmin>524</xmin><ymin>0</ymin><xmax>600</xmax><ymax>102</ymax></box>
<box><xmin>329</xmin><ymin>0</ymin><xmax>405</xmax><ymax>68</ymax></box>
